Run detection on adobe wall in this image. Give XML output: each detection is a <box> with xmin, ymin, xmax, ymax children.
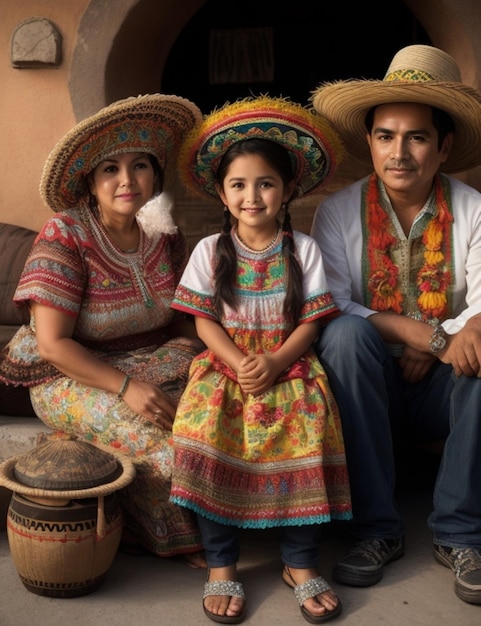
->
<box><xmin>0</xmin><ymin>0</ymin><xmax>480</xmax><ymax>244</ymax></box>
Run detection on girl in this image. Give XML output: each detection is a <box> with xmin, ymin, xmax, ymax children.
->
<box><xmin>170</xmin><ymin>97</ymin><xmax>352</xmax><ymax>623</ymax></box>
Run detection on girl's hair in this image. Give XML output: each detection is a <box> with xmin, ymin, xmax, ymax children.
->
<box><xmin>213</xmin><ymin>138</ymin><xmax>304</xmax><ymax>324</ymax></box>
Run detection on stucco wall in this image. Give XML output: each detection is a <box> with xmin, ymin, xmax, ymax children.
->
<box><xmin>1</xmin><ymin>0</ymin><xmax>481</xmax><ymax>237</ymax></box>
<box><xmin>0</xmin><ymin>1</ymin><xmax>91</xmax><ymax>230</ymax></box>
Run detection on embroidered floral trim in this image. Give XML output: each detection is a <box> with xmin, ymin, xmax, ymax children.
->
<box><xmin>365</xmin><ymin>173</ymin><xmax>453</xmax><ymax>321</ymax></box>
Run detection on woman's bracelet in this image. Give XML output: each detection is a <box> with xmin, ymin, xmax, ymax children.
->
<box><xmin>117</xmin><ymin>374</ymin><xmax>131</xmax><ymax>400</ymax></box>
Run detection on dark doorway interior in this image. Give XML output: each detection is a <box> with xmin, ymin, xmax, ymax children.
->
<box><xmin>162</xmin><ymin>0</ymin><xmax>430</xmax><ymax>113</ymax></box>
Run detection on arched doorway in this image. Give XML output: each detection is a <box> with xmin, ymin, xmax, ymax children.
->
<box><xmin>162</xmin><ymin>1</ymin><xmax>429</xmax><ymax>112</ymax></box>
<box><xmin>68</xmin><ymin>0</ymin><xmax>481</xmax><ymax>247</ymax></box>
<box><xmin>71</xmin><ymin>0</ymin><xmax>431</xmax><ymax>118</ymax></box>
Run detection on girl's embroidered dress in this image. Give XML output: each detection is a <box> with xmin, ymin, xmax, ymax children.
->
<box><xmin>0</xmin><ymin>204</ymin><xmax>203</xmax><ymax>557</ymax></box>
<box><xmin>170</xmin><ymin>229</ymin><xmax>352</xmax><ymax>529</ymax></box>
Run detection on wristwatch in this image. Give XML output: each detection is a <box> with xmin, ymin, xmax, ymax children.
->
<box><xmin>428</xmin><ymin>324</ymin><xmax>448</xmax><ymax>354</ymax></box>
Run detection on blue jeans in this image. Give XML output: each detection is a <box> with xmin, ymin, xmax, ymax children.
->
<box><xmin>315</xmin><ymin>314</ymin><xmax>481</xmax><ymax>549</ymax></box>
<box><xmin>197</xmin><ymin>515</ymin><xmax>322</xmax><ymax>569</ymax></box>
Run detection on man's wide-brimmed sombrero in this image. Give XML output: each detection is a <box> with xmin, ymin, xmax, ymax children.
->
<box><xmin>311</xmin><ymin>44</ymin><xmax>481</xmax><ymax>173</ymax></box>
<box><xmin>178</xmin><ymin>95</ymin><xmax>344</xmax><ymax>200</ymax></box>
<box><xmin>40</xmin><ymin>94</ymin><xmax>203</xmax><ymax>211</ymax></box>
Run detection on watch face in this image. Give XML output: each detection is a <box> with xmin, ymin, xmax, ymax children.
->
<box><xmin>432</xmin><ymin>337</ymin><xmax>446</xmax><ymax>351</ymax></box>
<box><xmin>429</xmin><ymin>327</ymin><xmax>447</xmax><ymax>353</ymax></box>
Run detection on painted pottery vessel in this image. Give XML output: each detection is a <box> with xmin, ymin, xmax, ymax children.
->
<box><xmin>0</xmin><ymin>436</ymin><xmax>135</xmax><ymax>597</ymax></box>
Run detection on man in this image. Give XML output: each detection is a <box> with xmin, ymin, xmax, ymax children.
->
<box><xmin>310</xmin><ymin>44</ymin><xmax>481</xmax><ymax>605</ymax></box>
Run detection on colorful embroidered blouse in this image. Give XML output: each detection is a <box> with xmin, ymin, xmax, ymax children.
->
<box><xmin>1</xmin><ymin>204</ymin><xmax>189</xmax><ymax>385</ymax></box>
<box><xmin>172</xmin><ymin>229</ymin><xmax>339</xmax><ymax>356</ymax></box>
<box><xmin>15</xmin><ymin>206</ymin><xmax>187</xmax><ymax>346</ymax></box>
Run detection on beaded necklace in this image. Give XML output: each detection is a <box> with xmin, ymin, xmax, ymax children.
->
<box><xmin>364</xmin><ymin>173</ymin><xmax>453</xmax><ymax>321</ymax></box>
<box><xmin>234</xmin><ymin>226</ymin><xmax>281</xmax><ymax>255</ymax></box>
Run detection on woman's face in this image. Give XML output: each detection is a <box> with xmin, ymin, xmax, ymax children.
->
<box><xmin>89</xmin><ymin>152</ymin><xmax>157</xmax><ymax>217</ymax></box>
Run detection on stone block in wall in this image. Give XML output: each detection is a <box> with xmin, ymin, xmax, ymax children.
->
<box><xmin>11</xmin><ymin>17</ymin><xmax>62</xmax><ymax>68</ymax></box>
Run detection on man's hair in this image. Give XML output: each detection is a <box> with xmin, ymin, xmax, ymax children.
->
<box><xmin>364</xmin><ymin>104</ymin><xmax>455</xmax><ymax>149</ymax></box>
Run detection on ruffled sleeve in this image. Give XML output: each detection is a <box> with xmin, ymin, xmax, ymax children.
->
<box><xmin>171</xmin><ymin>234</ymin><xmax>219</xmax><ymax>320</ymax></box>
<box><xmin>14</xmin><ymin>212</ymin><xmax>91</xmax><ymax>317</ymax></box>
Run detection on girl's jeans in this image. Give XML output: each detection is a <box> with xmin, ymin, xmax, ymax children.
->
<box><xmin>197</xmin><ymin>514</ymin><xmax>322</xmax><ymax>569</ymax></box>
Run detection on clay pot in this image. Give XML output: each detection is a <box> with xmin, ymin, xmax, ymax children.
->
<box><xmin>0</xmin><ymin>435</ymin><xmax>136</xmax><ymax>597</ymax></box>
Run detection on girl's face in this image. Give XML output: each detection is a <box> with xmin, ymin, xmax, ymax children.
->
<box><xmin>89</xmin><ymin>152</ymin><xmax>157</xmax><ymax>217</ymax></box>
<box><xmin>216</xmin><ymin>153</ymin><xmax>294</xmax><ymax>236</ymax></box>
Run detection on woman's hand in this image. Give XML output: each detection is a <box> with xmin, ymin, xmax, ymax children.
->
<box><xmin>122</xmin><ymin>378</ymin><xmax>177</xmax><ymax>430</ymax></box>
<box><xmin>32</xmin><ymin>302</ymin><xmax>177</xmax><ymax>428</ymax></box>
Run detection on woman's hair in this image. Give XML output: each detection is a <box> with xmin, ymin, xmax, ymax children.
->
<box><xmin>213</xmin><ymin>137</ymin><xmax>304</xmax><ymax>324</ymax></box>
<box><xmin>148</xmin><ymin>154</ymin><xmax>164</xmax><ymax>193</ymax></box>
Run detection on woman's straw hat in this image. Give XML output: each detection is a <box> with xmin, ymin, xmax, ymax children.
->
<box><xmin>178</xmin><ymin>95</ymin><xmax>344</xmax><ymax>200</ymax></box>
<box><xmin>40</xmin><ymin>94</ymin><xmax>202</xmax><ymax>211</ymax></box>
<box><xmin>311</xmin><ymin>45</ymin><xmax>481</xmax><ymax>173</ymax></box>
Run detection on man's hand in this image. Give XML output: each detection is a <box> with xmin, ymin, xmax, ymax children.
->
<box><xmin>398</xmin><ymin>346</ymin><xmax>436</xmax><ymax>382</ymax></box>
<box><xmin>439</xmin><ymin>315</ymin><xmax>481</xmax><ymax>377</ymax></box>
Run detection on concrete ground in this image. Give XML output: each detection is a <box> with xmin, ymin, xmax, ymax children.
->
<box><xmin>1</xmin><ymin>454</ymin><xmax>480</xmax><ymax>625</ymax></box>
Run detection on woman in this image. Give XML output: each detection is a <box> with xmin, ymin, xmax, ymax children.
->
<box><xmin>0</xmin><ymin>93</ymin><xmax>206</xmax><ymax>564</ymax></box>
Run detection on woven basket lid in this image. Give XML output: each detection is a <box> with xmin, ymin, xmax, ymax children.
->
<box><xmin>12</xmin><ymin>436</ymin><xmax>123</xmax><ymax>490</ymax></box>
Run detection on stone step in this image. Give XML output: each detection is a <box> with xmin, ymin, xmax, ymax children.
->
<box><xmin>0</xmin><ymin>417</ymin><xmax>52</xmax><ymax>463</ymax></box>
<box><xmin>0</xmin><ymin>417</ymin><xmax>53</xmax><ymax>531</ymax></box>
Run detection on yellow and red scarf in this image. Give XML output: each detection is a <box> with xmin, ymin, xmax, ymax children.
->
<box><xmin>363</xmin><ymin>173</ymin><xmax>453</xmax><ymax>321</ymax></box>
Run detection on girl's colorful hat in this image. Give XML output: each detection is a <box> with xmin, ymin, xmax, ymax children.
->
<box><xmin>40</xmin><ymin>94</ymin><xmax>203</xmax><ymax>211</ymax></box>
<box><xmin>178</xmin><ymin>96</ymin><xmax>344</xmax><ymax>199</ymax></box>
<box><xmin>311</xmin><ymin>45</ymin><xmax>481</xmax><ymax>173</ymax></box>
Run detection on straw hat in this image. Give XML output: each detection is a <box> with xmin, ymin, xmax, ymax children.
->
<box><xmin>311</xmin><ymin>44</ymin><xmax>481</xmax><ymax>173</ymax></box>
<box><xmin>40</xmin><ymin>94</ymin><xmax>203</xmax><ymax>211</ymax></box>
<box><xmin>178</xmin><ymin>95</ymin><xmax>344</xmax><ymax>200</ymax></box>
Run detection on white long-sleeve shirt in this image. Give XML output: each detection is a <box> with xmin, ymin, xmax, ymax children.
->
<box><xmin>310</xmin><ymin>174</ymin><xmax>481</xmax><ymax>334</ymax></box>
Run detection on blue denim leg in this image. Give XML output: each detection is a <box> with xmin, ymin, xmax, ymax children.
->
<box><xmin>196</xmin><ymin>515</ymin><xmax>240</xmax><ymax>568</ymax></box>
<box><xmin>403</xmin><ymin>360</ymin><xmax>452</xmax><ymax>442</ymax></box>
<box><xmin>280</xmin><ymin>524</ymin><xmax>322</xmax><ymax>569</ymax></box>
<box><xmin>317</xmin><ymin>314</ymin><xmax>481</xmax><ymax>548</ymax></box>
<box><xmin>315</xmin><ymin>315</ymin><xmax>403</xmax><ymax>539</ymax></box>
<box><xmin>427</xmin><ymin>373</ymin><xmax>481</xmax><ymax>547</ymax></box>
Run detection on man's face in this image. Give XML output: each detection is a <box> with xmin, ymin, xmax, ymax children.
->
<box><xmin>366</xmin><ymin>102</ymin><xmax>453</xmax><ymax>197</ymax></box>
